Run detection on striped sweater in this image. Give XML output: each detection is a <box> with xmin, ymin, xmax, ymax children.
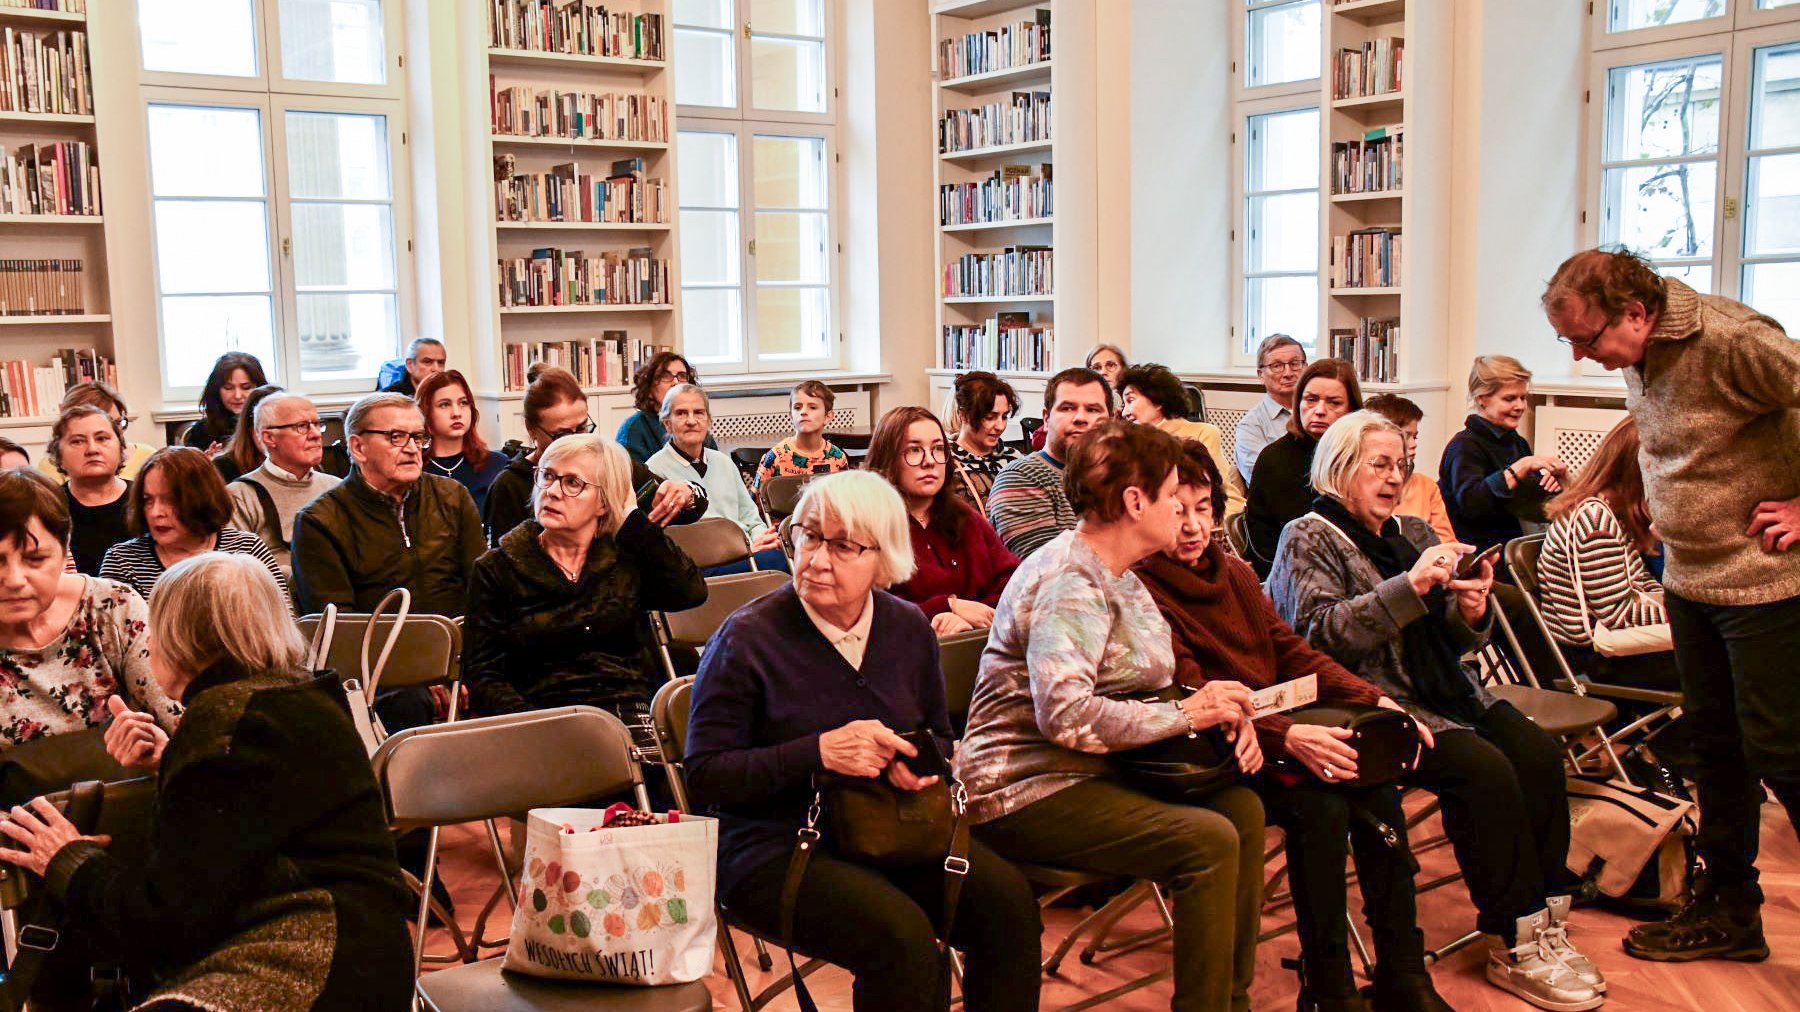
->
<box><xmin>986</xmin><ymin>450</ymin><xmax>1078</xmax><ymax>559</ymax></box>
<box><xmin>1538</xmin><ymin>496</ymin><xmax>1666</xmax><ymax>647</ymax></box>
<box><xmin>100</xmin><ymin>529</ymin><xmax>292</xmax><ymax>610</ymax></box>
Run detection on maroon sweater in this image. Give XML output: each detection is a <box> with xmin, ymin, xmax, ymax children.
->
<box><xmin>893</xmin><ymin>503</ymin><xmax>1020</xmax><ymax>618</ymax></box>
<box><xmin>1136</xmin><ymin>543</ymin><xmax>1382</xmax><ymax>760</ymax></box>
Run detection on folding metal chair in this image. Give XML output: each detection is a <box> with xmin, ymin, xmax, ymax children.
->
<box><xmin>665</xmin><ymin>516</ymin><xmax>756</xmax><ymax>571</ymax></box>
<box><xmin>651</xmin><ymin>571</ymin><xmax>789</xmax><ymax>682</ymax></box>
<box><xmin>937</xmin><ymin>627</ymin><xmax>989</xmax><ymax>737</ymax></box>
<box><xmin>759</xmin><ymin>474</ymin><xmax>810</xmax><ymax>526</ymax></box>
<box><xmin>1224</xmin><ymin>511</ymin><xmax>1255</xmax><ymax>561</ymax></box>
<box><xmin>1476</xmin><ymin>594</ymin><xmax>1631</xmax><ymax>782</ymax></box>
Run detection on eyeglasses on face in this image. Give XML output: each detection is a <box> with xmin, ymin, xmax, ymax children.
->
<box><xmin>659</xmin><ymin>369</ymin><xmax>693</xmax><ymax>384</ymax></box>
<box><xmin>1259</xmin><ymin>359</ymin><xmax>1305</xmax><ymax>374</ymax></box>
<box><xmin>264</xmin><ymin>420</ymin><xmax>325</xmax><ymax>434</ymax></box>
<box><xmin>537</xmin><ymin>468</ymin><xmax>596</xmax><ymax>497</ymax></box>
<box><xmin>358</xmin><ymin>429</ymin><xmax>432</xmax><ymax>449</ymax></box>
<box><xmin>545</xmin><ymin>419</ymin><xmax>598</xmax><ymax>441</ymax></box>
<box><xmin>1554</xmin><ymin>327</ymin><xmax>1603</xmax><ymax>348</ymax></box>
<box><xmin>1362</xmin><ymin>457</ymin><xmax>1406</xmax><ymax>478</ymax></box>
<box><xmin>902</xmin><ymin>444</ymin><xmax>949</xmax><ymax>467</ymax></box>
<box><xmin>783</xmin><ymin>523</ymin><xmax>876</xmax><ymax>561</ymax></box>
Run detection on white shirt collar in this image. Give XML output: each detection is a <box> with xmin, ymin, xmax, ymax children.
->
<box><xmin>261</xmin><ymin>458</ymin><xmax>311</xmax><ymax>482</ymax></box>
<box><xmin>798</xmin><ymin>591</ymin><xmax>876</xmax><ymax>670</ymax></box>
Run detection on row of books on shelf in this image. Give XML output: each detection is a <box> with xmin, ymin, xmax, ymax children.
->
<box><xmin>0</xmin><ymin>139</ymin><xmax>97</xmax><ymax>216</ymax></box>
<box><xmin>0</xmin><ymin>347</ymin><xmax>113</xmax><ymax>420</ymax></box>
<box><xmin>941</xmin><ymin>163</ymin><xmax>1052</xmax><ymax>227</ymax></box>
<box><xmin>488</xmin><ymin>2</ymin><xmax>664</xmax><ymax>61</ymax></box>
<box><xmin>1335</xmin><ymin>38</ymin><xmax>1403</xmax><ymax>100</ymax></box>
<box><xmin>943</xmin><ymin>313</ymin><xmax>1053</xmax><ymax>372</ymax></box>
<box><xmin>501</xmin><ymin>332</ymin><xmax>663</xmax><ymax>391</ymax></box>
<box><xmin>939</xmin><ymin>91</ymin><xmax>1051</xmax><ymax>154</ymax></box>
<box><xmin>1332</xmin><ymin>127</ymin><xmax>1402</xmax><ymax>195</ymax></box>
<box><xmin>938</xmin><ymin>11</ymin><xmax>1051</xmax><ymax>80</ymax></box>
<box><xmin>1330</xmin><ymin>228</ymin><xmax>1402</xmax><ymax>289</ymax></box>
<box><xmin>0</xmin><ymin>28</ymin><xmax>89</xmax><ymax>116</ymax></box>
<box><xmin>0</xmin><ymin>2</ymin><xmax>86</xmax><ymax>11</ymax></box>
<box><xmin>1329</xmin><ymin>317</ymin><xmax>1400</xmax><ymax>384</ymax></box>
<box><xmin>491</xmin><ymin>83</ymin><xmax>668</xmax><ymax>144</ymax></box>
<box><xmin>0</xmin><ymin>258</ymin><xmax>80</xmax><ymax>315</ymax></box>
<box><xmin>498</xmin><ymin>246</ymin><xmax>669</xmax><ymax>308</ymax></box>
<box><xmin>944</xmin><ymin>246</ymin><xmax>1052</xmax><ymax>299</ymax></box>
<box><xmin>494</xmin><ymin>154</ymin><xmax>665</xmax><ymax>225</ymax></box>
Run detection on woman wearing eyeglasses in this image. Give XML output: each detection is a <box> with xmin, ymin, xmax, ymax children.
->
<box><xmin>616</xmin><ymin>351</ymin><xmax>716</xmax><ymax>465</ymax></box>
<box><xmin>462</xmin><ymin>433</ymin><xmax>704</xmax><ymax>727</ymax></box>
<box><xmin>866</xmin><ymin>406</ymin><xmax>1018</xmax><ymax>637</ymax></box>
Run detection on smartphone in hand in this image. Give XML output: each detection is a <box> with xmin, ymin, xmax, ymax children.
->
<box><xmin>1455</xmin><ymin>544</ymin><xmax>1502</xmax><ymax>579</ymax></box>
<box><xmin>897</xmin><ymin>730</ymin><xmax>950</xmax><ymax>778</ymax></box>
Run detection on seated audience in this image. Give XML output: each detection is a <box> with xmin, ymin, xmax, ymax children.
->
<box><xmin>1235</xmin><ymin>333</ymin><xmax>1307</xmax><ymax>485</ymax></box>
<box><xmin>183</xmin><ymin>352</ymin><xmax>267</xmax><ymax>454</ymax></box>
<box><xmin>1440</xmin><ymin>354</ymin><xmax>1567</xmax><ymax>554</ymax></box>
<box><xmin>228</xmin><ymin>392</ymin><xmax>341</xmax><ymax>580</ymax></box>
<box><xmin>1118</xmin><ymin>362</ymin><xmax>1245</xmax><ymax>515</ymax></box>
<box><xmin>987</xmin><ymin>366</ymin><xmax>1111</xmax><ymax>559</ymax></box>
<box><xmin>959</xmin><ymin>419</ymin><xmax>1265</xmax><ymax>1012</ymax></box>
<box><xmin>753</xmin><ymin>380</ymin><xmax>850</xmax><ymax>495</ymax></box>
<box><xmin>1540</xmin><ymin>416</ymin><xmax>1679</xmax><ymax>692</ymax></box>
<box><xmin>0</xmin><ymin>437</ymin><xmax>28</xmax><ymax>469</ymax></box>
<box><xmin>100</xmin><ymin>447</ymin><xmax>288</xmax><ymax>608</ymax></box>
<box><xmin>36</xmin><ymin>382</ymin><xmax>156</xmax><ymax>481</ymax></box>
<box><xmin>946</xmin><ymin>370</ymin><xmax>1023</xmax><ymax>514</ymax></box>
<box><xmin>381</xmin><ymin>336</ymin><xmax>446</xmax><ymax>397</ymax></box>
<box><xmin>213</xmin><ymin>384</ymin><xmax>284</xmax><ymax>484</ymax></box>
<box><xmin>1245</xmin><ymin>358</ymin><xmax>1362</xmax><ymax>576</ymax></box>
<box><xmin>866</xmin><ymin>405</ymin><xmax>1018</xmax><ymax>635</ymax></box>
<box><xmin>1365</xmin><ymin>393</ymin><xmax>1456</xmax><ymax>544</ymax></box>
<box><xmin>291</xmin><ymin>392</ymin><xmax>484</xmax><ymax>617</ymax></box>
<box><xmin>1138</xmin><ymin>439</ymin><xmax>1452</xmax><ymax>1012</ymax></box>
<box><xmin>54</xmin><ymin>405</ymin><xmax>133</xmax><ymax>576</ymax></box>
<box><xmin>0</xmin><ymin>552</ymin><xmax>412</xmax><ymax>1011</ymax></box>
<box><xmin>685</xmin><ymin>471</ymin><xmax>1041</xmax><ymax>1012</ymax></box>
<box><xmin>463</xmin><ymin>434</ymin><xmax>705</xmax><ymax>725</ymax></box>
<box><xmin>416</xmin><ymin>369</ymin><xmax>507</xmax><ymax>514</ymax></box>
<box><xmin>616</xmin><ymin>351</ymin><xmax>715</xmax><ymax>464</ymax></box>
<box><xmin>1085</xmin><ymin>342</ymin><xmax>1129</xmax><ymax>393</ymax></box>
<box><xmin>1268</xmin><ymin>410</ymin><xmax>1603</xmax><ymax>1012</ymax></box>
<box><xmin>646</xmin><ymin>383</ymin><xmax>787</xmax><ymax>573</ymax></box>
<box><xmin>484</xmin><ymin>366</ymin><xmax>704</xmax><ymax>546</ymax></box>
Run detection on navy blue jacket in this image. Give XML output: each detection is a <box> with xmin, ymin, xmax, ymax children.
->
<box><xmin>1438</xmin><ymin>413</ymin><xmax>1553</xmax><ymax>553</ymax></box>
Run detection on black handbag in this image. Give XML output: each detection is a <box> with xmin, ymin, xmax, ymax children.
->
<box><xmin>1108</xmin><ymin>685</ymin><xmax>1241</xmax><ymax>803</ymax></box>
<box><xmin>1287</xmin><ymin>702</ymin><xmax>1423</xmax><ymax>787</ymax></box>
<box><xmin>0</xmin><ymin>730</ymin><xmax>126</xmax><ymax>809</ymax></box>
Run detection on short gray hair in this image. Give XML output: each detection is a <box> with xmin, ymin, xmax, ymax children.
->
<box><xmin>407</xmin><ymin>337</ymin><xmax>445</xmax><ymax>361</ymax></box>
<box><xmin>346</xmin><ymin>392</ymin><xmax>421</xmax><ymax>436</ymax></box>
<box><xmin>533</xmin><ymin>433</ymin><xmax>634</xmax><ymax>537</ymax></box>
<box><xmin>151</xmin><ymin>552</ymin><xmax>307</xmax><ymax>677</ymax></box>
<box><xmin>1311</xmin><ymin>410</ymin><xmax>1403</xmax><ymax>501</ymax></box>
<box><xmin>658</xmin><ymin>382</ymin><xmax>709</xmax><ymax>423</ymax></box>
<box><xmin>1256</xmin><ymin>333</ymin><xmax>1306</xmax><ymax>369</ymax></box>
<box><xmin>253</xmin><ymin>391</ymin><xmax>316</xmax><ymax>438</ymax></box>
<box><xmin>792</xmin><ymin>470</ymin><xmax>916</xmax><ymax>586</ymax></box>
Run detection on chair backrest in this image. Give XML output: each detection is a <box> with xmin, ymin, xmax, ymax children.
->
<box><xmin>295</xmin><ymin>612</ymin><xmax>461</xmax><ymax>694</ymax></box>
<box><xmin>938</xmin><ymin>627</ymin><xmax>989</xmax><ymax>737</ymax></box>
<box><xmin>761</xmin><ymin>473</ymin><xmax>810</xmax><ymax>523</ymax></box>
<box><xmin>826</xmin><ymin>431</ymin><xmax>872</xmax><ymax>452</ymax></box>
<box><xmin>373</xmin><ymin>706</ymin><xmax>642</xmax><ymax>831</ymax></box>
<box><xmin>1183</xmin><ymin>384</ymin><xmax>1206</xmax><ymax>422</ymax></box>
<box><xmin>667</xmin><ymin>516</ymin><xmax>753</xmax><ymax>570</ymax></box>
<box><xmin>1506</xmin><ymin>534</ymin><xmax>1547</xmax><ymax>600</ymax></box>
<box><xmin>663</xmin><ymin>570</ymin><xmax>789</xmax><ymax>649</ymax></box>
<box><xmin>651</xmin><ymin>676</ymin><xmax>695</xmax><ymax>765</ymax></box>
<box><xmin>1018</xmin><ymin>416</ymin><xmax>1043</xmax><ymax>444</ymax></box>
<box><xmin>1224</xmin><ymin>511</ymin><xmax>1253</xmax><ymax>560</ymax></box>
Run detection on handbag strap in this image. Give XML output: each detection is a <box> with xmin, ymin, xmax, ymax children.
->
<box><xmin>1562</xmin><ymin>524</ymin><xmax>1603</xmax><ymax>645</ymax></box>
<box><xmin>951</xmin><ymin>455</ymin><xmax>986</xmax><ymax>517</ymax></box>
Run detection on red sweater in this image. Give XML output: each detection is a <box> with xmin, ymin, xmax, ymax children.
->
<box><xmin>894</xmin><ymin>504</ymin><xmax>1020</xmax><ymax>618</ymax></box>
<box><xmin>1135</xmin><ymin>544</ymin><xmax>1382</xmax><ymax>760</ymax></box>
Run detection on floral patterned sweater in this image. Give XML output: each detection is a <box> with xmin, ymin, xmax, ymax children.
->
<box><xmin>954</xmin><ymin>530</ymin><xmax>1190</xmax><ymax>824</ymax></box>
<box><xmin>0</xmin><ymin>577</ymin><xmax>181</xmax><ymax>747</ymax></box>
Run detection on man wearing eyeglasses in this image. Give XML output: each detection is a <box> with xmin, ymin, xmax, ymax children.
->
<box><xmin>228</xmin><ymin>391</ymin><xmax>343</xmax><ymax>580</ymax></box>
<box><xmin>1234</xmin><ymin>334</ymin><xmax>1307</xmax><ymax>485</ymax></box>
<box><xmin>1543</xmin><ymin>247</ymin><xmax>1800</xmax><ymax>965</ymax></box>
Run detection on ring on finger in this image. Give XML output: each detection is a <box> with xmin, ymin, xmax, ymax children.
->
<box><xmin>1321</xmin><ymin>765</ymin><xmax>1335</xmax><ymax>780</ymax></box>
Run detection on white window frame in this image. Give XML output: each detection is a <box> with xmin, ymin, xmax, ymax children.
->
<box><xmin>676</xmin><ymin>0</ymin><xmax>842</xmax><ymax>374</ymax></box>
<box><xmin>136</xmin><ymin>0</ymin><xmax>413</xmax><ymax>401</ymax></box>
<box><xmin>1242</xmin><ymin>0</ymin><xmax>1324</xmax><ymax>97</ymax></box>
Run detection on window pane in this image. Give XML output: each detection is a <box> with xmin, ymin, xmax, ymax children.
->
<box><xmin>678</xmin><ymin>131</ymin><xmax>739</xmax><ymax>207</ymax></box>
<box><xmin>139</xmin><ymin>0</ymin><xmax>258</xmax><ymax>77</ymax></box>
<box><xmin>756</xmin><ymin>286</ymin><xmax>828</xmax><ymax>358</ymax></box>
<box><xmin>1603</xmin><ymin>161</ymin><xmax>1717</xmax><ymax>259</ymax></box>
<box><xmin>279</xmin><ymin>0</ymin><xmax>386</xmax><ymax>85</ymax></box>
<box><xmin>161</xmin><ymin>296</ymin><xmax>277</xmax><ymax>388</ymax></box>
<box><xmin>148</xmin><ymin>106</ymin><xmax>266</xmax><ymax>198</ymax></box>
<box><xmin>1659</xmin><ymin>262</ymin><xmax>1712</xmax><ymax>293</ymax></box>
<box><xmin>755</xmin><ymin>211</ymin><xmax>827</xmax><ymax>283</ymax></box>
<box><xmin>1607</xmin><ymin>0</ymin><xmax>1726</xmax><ymax>32</ymax></box>
<box><xmin>154</xmin><ymin>202</ymin><xmax>272</xmax><ymax>294</ymax></box>
<box><xmin>681</xmin><ymin>287</ymin><xmax>742</xmax><ymax>363</ymax></box>
<box><xmin>1247</xmin><ymin>193</ymin><xmax>1319</xmax><ymax>273</ymax></box>
<box><xmin>1246</xmin><ymin>1</ymin><xmax>1321</xmax><ymax>88</ymax></box>
<box><xmin>1746</xmin><ymin>153</ymin><xmax>1800</xmax><ymax>257</ymax></box>
<box><xmin>674</xmin><ymin>0</ymin><xmax>732</xmax><ymax>30</ymax></box>
<box><xmin>293</xmin><ymin>203</ymin><xmax>396</xmax><ymax>288</ymax></box>
<box><xmin>286</xmin><ymin>112</ymin><xmax>392</xmax><ymax>200</ymax></box>
<box><xmin>1248</xmin><ymin>107</ymin><xmax>1320</xmax><ymax>192</ymax></box>
<box><xmin>752</xmin><ymin>37</ymin><xmax>826</xmax><ymax>113</ymax></box>
<box><xmin>751</xmin><ymin>0</ymin><xmax>823</xmax><ymax>37</ymax></box>
<box><xmin>1751</xmin><ymin>42</ymin><xmax>1800</xmax><ymax>151</ymax></box>
<box><xmin>1245</xmin><ymin>276</ymin><xmax>1318</xmax><ymax>353</ymax></box>
<box><xmin>1760</xmin><ymin>0</ymin><xmax>1800</xmax><ymax>8</ymax></box>
<box><xmin>1605</xmin><ymin>56</ymin><xmax>1722</xmax><ymax>161</ymax></box>
<box><xmin>679</xmin><ymin>209</ymin><xmax>741</xmax><ymax>285</ymax></box>
<box><xmin>1742</xmin><ymin>262</ymin><xmax>1800</xmax><ymax>336</ymax></box>
<box><xmin>753</xmin><ymin>135</ymin><xmax>827</xmax><ymax>209</ymax></box>
<box><xmin>297</xmin><ymin>292</ymin><xmax>398</xmax><ymax>379</ymax></box>
<box><xmin>674</xmin><ymin>28</ymin><xmax>736</xmax><ymax>107</ymax></box>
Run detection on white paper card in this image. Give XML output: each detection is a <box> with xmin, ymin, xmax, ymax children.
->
<box><xmin>1249</xmin><ymin>674</ymin><xmax>1319</xmax><ymax>720</ymax></box>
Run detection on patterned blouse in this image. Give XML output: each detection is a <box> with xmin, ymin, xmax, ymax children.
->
<box><xmin>0</xmin><ymin>577</ymin><xmax>181</xmax><ymax>747</ymax></box>
<box><xmin>949</xmin><ymin>441</ymin><xmax>1022</xmax><ymax>514</ymax></box>
<box><xmin>752</xmin><ymin>438</ymin><xmax>849</xmax><ymax>494</ymax></box>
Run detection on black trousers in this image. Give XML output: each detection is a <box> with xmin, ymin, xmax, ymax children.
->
<box><xmin>1259</xmin><ymin>778</ymin><xmax>1424</xmax><ymax>996</ymax></box>
<box><xmin>725</xmin><ymin>838</ymin><xmax>1042</xmax><ymax>1012</ymax></box>
<box><xmin>1666</xmin><ymin>590</ymin><xmax>1800</xmax><ymax>911</ymax></box>
<box><xmin>1406</xmin><ymin>701</ymin><xmax>1571</xmax><ymax>938</ymax></box>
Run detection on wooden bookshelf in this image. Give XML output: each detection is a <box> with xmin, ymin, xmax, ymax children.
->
<box><xmin>0</xmin><ymin>6</ymin><xmax>84</xmax><ymax>26</ymax></box>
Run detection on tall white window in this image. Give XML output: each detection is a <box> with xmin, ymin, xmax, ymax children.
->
<box><xmin>136</xmin><ymin>0</ymin><xmax>410</xmax><ymax>396</ymax></box>
<box><xmin>674</xmin><ymin>0</ymin><xmax>839</xmax><ymax>372</ymax></box>
<box><xmin>1590</xmin><ymin>1</ymin><xmax>1800</xmax><ymax>333</ymax></box>
<box><xmin>1235</xmin><ymin>0</ymin><xmax>1322</xmax><ymax>360</ymax></box>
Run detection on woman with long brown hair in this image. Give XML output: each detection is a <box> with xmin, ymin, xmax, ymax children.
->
<box><xmin>416</xmin><ymin>369</ymin><xmax>508</xmax><ymax>513</ymax></box>
<box><xmin>1244</xmin><ymin>358</ymin><xmax>1364</xmax><ymax>576</ymax></box>
<box><xmin>214</xmin><ymin>384</ymin><xmax>284</xmax><ymax>484</ymax></box>
<box><xmin>616</xmin><ymin>351</ymin><xmax>715</xmax><ymax>464</ymax></box>
<box><xmin>183</xmin><ymin>352</ymin><xmax>268</xmax><ymax>455</ymax></box>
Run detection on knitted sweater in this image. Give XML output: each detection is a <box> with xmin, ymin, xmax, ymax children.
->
<box><xmin>1539</xmin><ymin>496</ymin><xmax>1667</xmax><ymax>647</ymax></box>
<box><xmin>892</xmin><ymin>505</ymin><xmax>1019</xmax><ymax>618</ymax></box>
<box><xmin>1438</xmin><ymin>413</ymin><xmax>1554</xmax><ymax>553</ymax></box>
<box><xmin>646</xmin><ymin>443</ymin><xmax>767</xmax><ymax>540</ymax></box>
<box><xmin>228</xmin><ymin>462</ymin><xmax>342</xmax><ymax>578</ymax></box>
<box><xmin>986</xmin><ymin>450</ymin><xmax>1077</xmax><ymax>559</ymax></box>
<box><xmin>1624</xmin><ymin>278</ymin><xmax>1800</xmax><ymax>605</ymax></box>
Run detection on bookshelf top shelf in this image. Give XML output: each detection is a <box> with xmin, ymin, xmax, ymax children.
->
<box><xmin>1330</xmin><ymin>286</ymin><xmax>1405</xmax><ymax>297</ymax></box>
<box><xmin>0</xmin><ymin>213</ymin><xmax>102</xmax><ymax>225</ymax></box>
<box><xmin>939</xmin><ymin>60</ymin><xmax>1052</xmax><ymax>93</ymax></box>
<box><xmin>0</xmin><ymin>7</ymin><xmax>83</xmax><ymax>25</ymax></box>
<box><xmin>943</xmin><ymin>294</ymin><xmax>1054</xmax><ymax>305</ymax></box>
<box><xmin>485</xmin><ymin>47</ymin><xmax>666</xmax><ymax>73</ymax></box>
<box><xmin>496</xmin><ymin>220</ymin><xmax>672</xmax><ymax>232</ymax></box>
<box><xmin>0</xmin><ymin>314</ymin><xmax>109</xmax><ymax>325</ymax></box>
<box><xmin>1331</xmin><ymin>0</ymin><xmax>1407</xmax><ymax>24</ymax></box>
<box><xmin>1332</xmin><ymin>91</ymin><xmax>1406</xmax><ymax>112</ymax></box>
<box><xmin>940</xmin><ymin>138</ymin><xmax>1052</xmax><ymax>162</ymax></box>
<box><xmin>1330</xmin><ymin>190</ymin><xmax>1404</xmax><ymax>203</ymax></box>
<box><xmin>941</xmin><ymin>216</ymin><xmax>1054</xmax><ymax>233</ymax></box>
<box><xmin>0</xmin><ymin>110</ymin><xmax>94</xmax><ymax>126</ymax></box>
<box><xmin>499</xmin><ymin>304</ymin><xmax>675</xmax><ymax>315</ymax></box>
<box><xmin>491</xmin><ymin>134</ymin><xmax>670</xmax><ymax>151</ymax></box>
<box><xmin>931</xmin><ymin>0</ymin><xmax>1050</xmax><ymax>20</ymax></box>
<box><xmin>0</xmin><ymin>414</ymin><xmax>59</xmax><ymax>429</ymax></box>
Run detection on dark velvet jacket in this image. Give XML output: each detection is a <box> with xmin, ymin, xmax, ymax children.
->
<box><xmin>1245</xmin><ymin>432</ymin><xmax>1318</xmax><ymax>577</ymax></box>
<box><xmin>1437</xmin><ymin>413</ymin><xmax>1554</xmax><ymax>553</ymax></box>
<box><xmin>481</xmin><ymin>451</ymin><xmax>708</xmax><ymax>547</ymax></box>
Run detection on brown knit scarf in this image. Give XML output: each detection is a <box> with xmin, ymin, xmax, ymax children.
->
<box><xmin>1136</xmin><ymin>542</ymin><xmax>1280</xmax><ymax>692</ymax></box>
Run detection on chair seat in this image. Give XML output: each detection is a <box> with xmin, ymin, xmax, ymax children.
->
<box><xmin>1489</xmin><ymin>684</ymin><xmax>1618</xmax><ymax>736</ymax></box>
<box><xmin>417</xmin><ymin>957</ymin><xmax>714</xmax><ymax>1012</ymax></box>
<box><xmin>1013</xmin><ymin>861</ymin><xmax>1115</xmax><ymax>891</ymax></box>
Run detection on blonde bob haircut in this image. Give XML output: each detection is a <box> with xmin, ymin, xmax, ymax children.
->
<box><xmin>1311</xmin><ymin>410</ymin><xmax>1404</xmax><ymax>502</ymax></box>
<box><xmin>533</xmin><ymin>433</ymin><xmax>634</xmax><ymax>537</ymax></box>
<box><xmin>791</xmin><ymin>470</ymin><xmax>916</xmax><ymax>587</ymax></box>
<box><xmin>1466</xmin><ymin>354</ymin><xmax>1532</xmax><ymax>407</ymax></box>
<box><xmin>152</xmin><ymin>552</ymin><xmax>308</xmax><ymax>678</ymax></box>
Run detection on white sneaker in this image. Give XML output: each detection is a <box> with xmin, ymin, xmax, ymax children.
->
<box><xmin>1546</xmin><ymin>895</ymin><xmax>1605</xmax><ymax>992</ymax></box>
<box><xmin>1486</xmin><ymin>909</ymin><xmax>1604</xmax><ymax>1012</ymax></box>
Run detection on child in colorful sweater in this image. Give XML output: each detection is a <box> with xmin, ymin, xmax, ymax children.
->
<box><xmin>753</xmin><ymin>380</ymin><xmax>849</xmax><ymax>496</ymax></box>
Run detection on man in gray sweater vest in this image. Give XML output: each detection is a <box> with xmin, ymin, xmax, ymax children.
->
<box><xmin>1544</xmin><ymin>248</ymin><xmax>1800</xmax><ymax>964</ymax></box>
<box><xmin>229</xmin><ymin>391</ymin><xmax>341</xmax><ymax>580</ymax></box>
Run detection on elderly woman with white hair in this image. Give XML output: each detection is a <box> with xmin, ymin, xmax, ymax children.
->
<box><xmin>646</xmin><ymin>383</ymin><xmax>788</xmax><ymax>573</ymax></box>
<box><xmin>684</xmin><ymin>470</ymin><xmax>1042</xmax><ymax>1012</ymax></box>
<box><xmin>462</xmin><ymin>433</ymin><xmax>705</xmax><ymax>724</ymax></box>
<box><xmin>1268</xmin><ymin>411</ymin><xmax>1604</xmax><ymax>1012</ymax></box>
<box><xmin>0</xmin><ymin>552</ymin><xmax>413</xmax><ymax>1011</ymax></box>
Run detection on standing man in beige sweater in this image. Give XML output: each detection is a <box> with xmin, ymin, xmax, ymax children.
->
<box><xmin>1544</xmin><ymin>248</ymin><xmax>1800</xmax><ymax>965</ymax></box>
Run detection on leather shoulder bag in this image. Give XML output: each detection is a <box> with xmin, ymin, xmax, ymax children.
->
<box><xmin>1107</xmin><ymin>684</ymin><xmax>1241</xmax><ymax>803</ymax></box>
<box><xmin>1286</xmin><ymin>702</ymin><xmax>1422</xmax><ymax>787</ymax></box>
